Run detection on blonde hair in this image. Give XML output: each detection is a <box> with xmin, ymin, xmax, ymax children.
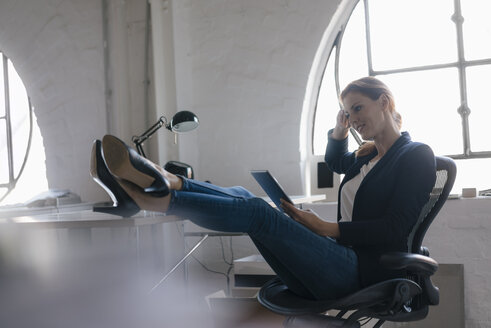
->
<box><xmin>340</xmin><ymin>77</ymin><xmax>402</xmax><ymax>157</ymax></box>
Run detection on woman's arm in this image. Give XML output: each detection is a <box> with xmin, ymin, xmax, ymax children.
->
<box><xmin>280</xmin><ymin>199</ymin><xmax>340</xmax><ymax>238</ymax></box>
<box><xmin>324</xmin><ymin>110</ymin><xmax>356</xmax><ymax>174</ymax></box>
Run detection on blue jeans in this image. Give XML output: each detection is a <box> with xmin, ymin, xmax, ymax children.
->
<box><xmin>167</xmin><ymin>178</ymin><xmax>361</xmax><ymax>300</ymax></box>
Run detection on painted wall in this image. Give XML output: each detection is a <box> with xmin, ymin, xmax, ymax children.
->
<box><xmin>0</xmin><ymin>0</ymin><xmax>342</xmax><ymax>202</ymax></box>
<box><xmin>172</xmin><ymin>0</ymin><xmax>342</xmax><ymax>196</ymax></box>
<box><xmin>0</xmin><ymin>0</ymin><xmax>154</xmax><ymax>203</ymax></box>
<box><xmin>424</xmin><ymin>198</ymin><xmax>491</xmax><ymax>327</ymax></box>
<box><xmin>0</xmin><ymin>0</ymin><xmax>107</xmax><ymax>202</ymax></box>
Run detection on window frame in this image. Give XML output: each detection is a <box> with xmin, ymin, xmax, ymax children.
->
<box><xmin>0</xmin><ymin>51</ymin><xmax>34</xmax><ymax>203</ymax></box>
<box><xmin>319</xmin><ymin>0</ymin><xmax>491</xmax><ymax>159</ymax></box>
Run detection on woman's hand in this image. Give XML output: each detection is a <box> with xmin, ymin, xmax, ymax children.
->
<box><xmin>332</xmin><ymin>109</ymin><xmax>350</xmax><ymax>140</ymax></box>
<box><xmin>280</xmin><ymin>199</ymin><xmax>340</xmax><ymax>238</ymax></box>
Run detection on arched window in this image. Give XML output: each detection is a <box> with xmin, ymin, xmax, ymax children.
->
<box><xmin>312</xmin><ymin>0</ymin><xmax>491</xmax><ymax>194</ymax></box>
<box><xmin>0</xmin><ymin>51</ymin><xmax>47</xmax><ymax>205</ymax></box>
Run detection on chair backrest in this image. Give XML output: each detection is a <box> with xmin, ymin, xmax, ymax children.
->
<box><xmin>407</xmin><ymin>156</ymin><xmax>457</xmax><ymax>254</ymax></box>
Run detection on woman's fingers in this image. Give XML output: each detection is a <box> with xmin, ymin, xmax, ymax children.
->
<box><xmin>280</xmin><ymin>199</ymin><xmax>312</xmax><ymax>224</ymax></box>
<box><xmin>338</xmin><ymin>109</ymin><xmax>350</xmax><ymax>128</ymax></box>
<box><xmin>280</xmin><ymin>199</ymin><xmax>299</xmax><ymax>219</ymax></box>
<box><xmin>332</xmin><ymin>110</ymin><xmax>350</xmax><ymax>140</ymax></box>
<box><xmin>280</xmin><ymin>199</ymin><xmax>292</xmax><ymax>213</ymax></box>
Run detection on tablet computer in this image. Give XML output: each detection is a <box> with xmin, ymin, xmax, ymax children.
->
<box><xmin>251</xmin><ymin>170</ymin><xmax>293</xmax><ymax>212</ymax></box>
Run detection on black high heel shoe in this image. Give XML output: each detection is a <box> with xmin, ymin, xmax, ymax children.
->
<box><xmin>101</xmin><ymin>134</ymin><xmax>170</xmax><ymax>197</ymax></box>
<box><xmin>90</xmin><ymin>139</ymin><xmax>140</xmax><ymax>217</ymax></box>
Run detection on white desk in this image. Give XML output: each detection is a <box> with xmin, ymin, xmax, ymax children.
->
<box><xmin>0</xmin><ymin>195</ymin><xmax>326</xmax><ymax>293</ymax></box>
<box><xmin>0</xmin><ymin>203</ymin><xmax>180</xmax><ymax>229</ymax></box>
<box><xmin>1</xmin><ymin>210</ymin><xmax>180</xmax><ymax>229</ymax></box>
<box><xmin>0</xmin><ymin>194</ymin><xmax>325</xmax><ymax>228</ymax></box>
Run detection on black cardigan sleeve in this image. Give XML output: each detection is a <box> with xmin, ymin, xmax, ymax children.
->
<box><xmin>324</xmin><ymin>129</ymin><xmax>356</xmax><ymax>174</ymax></box>
<box><xmin>337</xmin><ymin>144</ymin><xmax>436</xmax><ymax>247</ymax></box>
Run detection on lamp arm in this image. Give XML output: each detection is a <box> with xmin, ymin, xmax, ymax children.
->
<box><xmin>132</xmin><ymin>116</ymin><xmax>168</xmax><ymax>156</ymax></box>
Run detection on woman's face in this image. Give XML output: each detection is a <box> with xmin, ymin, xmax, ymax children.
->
<box><xmin>342</xmin><ymin>91</ymin><xmax>387</xmax><ymax>141</ymax></box>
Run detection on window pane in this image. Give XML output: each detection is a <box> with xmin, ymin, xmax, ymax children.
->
<box><xmin>0</xmin><ymin>54</ymin><xmax>47</xmax><ymax>205</ymax></box>
<box><xmin>337</xmin><ymin>1</ymin><xmax>373</xmax><ymax>152</ymax></box>
<box><xmin>461</xmin><ymin>0</ymin><xmax>491</xmax><ymax>61</ymax></box>
<box><xmin>315</xmin><ymin>58</ymin><xmax>362</xmax><ymax>155</ymax></box>
<box><xmin>380</xmin><ymin>69</ymin><xmax>462</xmax><ymax>155</ymax></box>
<box><xmin>0</xmin><ymin>54</ymin><xmax>4</xmax><ymax>118</ymax></box>
<box><xmin>368</xmin><ymin>0</ymin><xmax>456</xmax><ymax>70</ymax></box>
<box><xmin>1</xmin><ymin>111</ymin><xmax>48</xmax><ymax>205</ymax></box>
<box><xmin>0</xmin><ymin>119</ymin><xmax>8</xmax><ymax>183</ymax></box>
<box><xmin>453</xmin><ymin>158</ymin><xmax>491</xmax><ymax>195</ymax></box>
<box><xmin>314</xmin><ymin>49</ymin><xmax>339</xmax><ymax>155</ymax></box>
<box><xmin>0</xmin><ymin>54</ymin><xmax>7</xmax><ymax>185</ymax></box>
<box><xmin>7</xmin><ymin>59</ymin><xmax>30</xmax><ymax>177</ymax></box>
<box><xmin>0</xmin><ymin>188</ymin><xmax>7</xmax><ymax>201</ymax></box>
<box><xmin>338</xmin><ymin>1</ymin><xmax>369</xmax><ymax>88</ymax></box>
<box><xmin>466</xmin><ymin>65</ymin><xmax>491</xmax><ymax>152</ymax></box>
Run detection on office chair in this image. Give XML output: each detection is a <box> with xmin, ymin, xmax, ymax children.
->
<box><xmin>257</xmin><ymin>156</ymin><xmax>456</xmax><ymax>328</ymax></box>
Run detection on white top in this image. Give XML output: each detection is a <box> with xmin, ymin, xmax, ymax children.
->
<box><xmin>340</xmin><ymin>159</ymin><xmax>379</xmax><ymax>222</ymax></box>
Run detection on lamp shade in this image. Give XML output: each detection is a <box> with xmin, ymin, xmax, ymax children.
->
<box><xmin>168</xmin><ymin>110</ymin><xmax>199</xmax><ymax>133</ymax></box>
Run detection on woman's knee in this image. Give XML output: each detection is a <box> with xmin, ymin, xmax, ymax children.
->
<box><xmin>245</xmin><ymin>197</ymin><xmax>269</xmax><ymax>210</ymax></box>
<box><xmin>243</xmin><ymin>197</ymin><xmax>279</xmax><ymax>235</ymax></box>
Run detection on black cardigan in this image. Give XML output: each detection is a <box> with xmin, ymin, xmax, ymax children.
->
<box><xmin>324</xmin><ymin>131</ymin><xmax>436</xmax><ymax>287</ymax></box>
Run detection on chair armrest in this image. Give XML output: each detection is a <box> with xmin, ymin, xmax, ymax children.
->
<box><xmin>380</xmin><ymin>252</ymin><xmax>438</xmax><ymax>276</ymax></box>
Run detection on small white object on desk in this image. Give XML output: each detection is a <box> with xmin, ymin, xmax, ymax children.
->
<box><xmin>462</xmin><ymin>188</ymin><xmax>477</xmax><ymax>198</ymax></box>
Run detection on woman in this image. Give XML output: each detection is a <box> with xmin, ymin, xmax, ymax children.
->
<box><xmin>90</xmin><ymin>76</ymin><xmax>436</xmax><ymax>300</ymax></box>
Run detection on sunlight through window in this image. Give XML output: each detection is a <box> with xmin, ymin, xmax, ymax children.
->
<box><xmin>0</xmin><ymin>52</ymin><xmax>48</xmax><ymax>206</ymax></box>
<box><xmin>313</xmin><ymin>0</ymin><xmax>491</xmax><ymax>194</ymax></box>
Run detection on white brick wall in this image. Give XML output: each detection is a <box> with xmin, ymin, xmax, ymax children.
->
<box><xmin>0</xmin><ymin>0</ymin><xmax>342</xmax><ymax>202</ymax></box>
<box><xmin>0</xmin><ymin>0</ymin><xmax>106</xmax><ymax>202</ymax></box>
<box><xmin>173</xmin><ymin>0</ymin><xmax>341</xmax><ymax>196</ymax></box>
<box><xmin>425</xmin><ymin>198</ymin><xmax>491</xmax><ymax>327</ymax></box>
<box><xmin>0</xmin><ymin>0</ymin><xmax>153</xmax><ymax>203</ymax></box>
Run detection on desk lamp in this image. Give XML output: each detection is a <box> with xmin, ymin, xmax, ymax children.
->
<box><xmin>132</xmin><ymin>110</ymin><xmax>199</xmax><ymax>158</ymax></box>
